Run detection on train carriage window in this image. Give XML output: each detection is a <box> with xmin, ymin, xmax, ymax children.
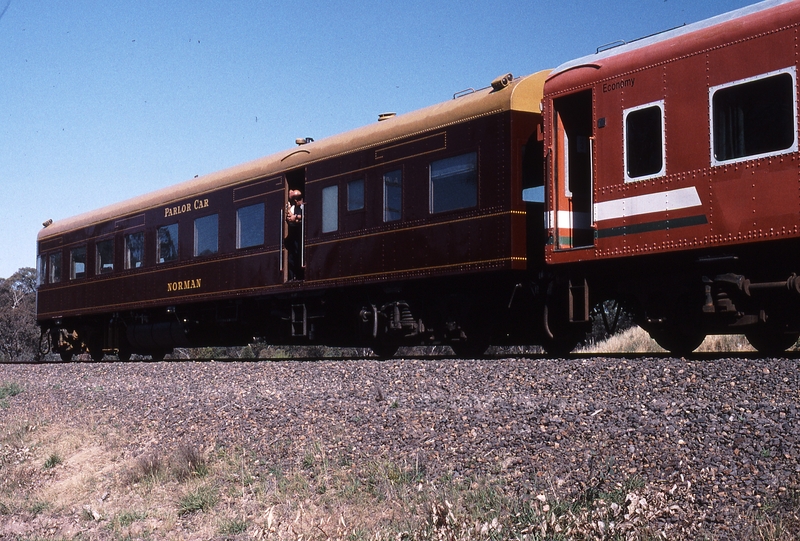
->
<box><xmin>711</xmin><ymin>67</ymin><xmax>798</xmax><ymax>165</ymax></box>
<box><xmin>69</xmin><ymin>246</ymin><xmax>86</xmax><ymax>280</ymax></box>
<box><xmin>36</xmin><ymin>255</ymin><xmax>45</xmax><ymax>286</ymax></box>
<box><xmin>95</xmin><ymin>239</ymin><xmax>114</xmax><ymax>274</ymax></box>
<box><xmin>624</xmin><ymin>101</ymin><xmax>665</xmax><ymax>181</ymax></box>
<box><xmin>429</xmin><ymin>152</ymin><xmax>478</xmax><ymax>213</ymax></box>
<box><xmin>124</xmin><ymin>231</ymin><xmax>144</xmax><ymax>269</ymax></box>
<box><xmin>194</xmin><ymin>214</ymin><xmax>218</xmax><ymax>257</ymax></box>
<box><xmin>383</xmin><ymin>170</ymin><xmax>402</xmax><ymax>222</ymax></box>
<box><xmin>347</xmin><ymin>179</ymin><xmax>364</xmax><ymax>211</ymax></box>
<box><xmin>322</xmin><ymin>185</ymin><xmax>339</xmax><ymax>233</ymax></box>
<box><xmin>157</xmin><ymin>223</ymin><xmax>179</xmax><ymax>263</ymax></box>
<box><xmin>48</xmin><ymin>252</ymin><xmax>61</xmax><ymax>283</ymax></box>
<box><xmin>236</xmin><ymin>203</ymin><xmax>264</xmax><ymax>249</ymax></box>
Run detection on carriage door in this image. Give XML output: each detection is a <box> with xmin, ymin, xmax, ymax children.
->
<box><xmin>553</xmin><ymin>90</ymin><xmax>594</xmax><ymax>249</ymax></box>
<box><xmin>282</xmin><ymin>168</ymin><xmax>306</xmax><ymax>282</ymax></box>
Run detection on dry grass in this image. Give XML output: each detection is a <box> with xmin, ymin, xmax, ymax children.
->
<box><xmin>173</xmin><ymin>443</ymin><xmax>210</xmax><ymax>481</ymax></box>
<box><xmin>579</xmin><ymin>325</ymin><xmax>757</xmax><ymax>354</ymax></box>
<box><xmin>1</xmin><ymin>413</ymin><xmax>798</xmax><ymax>541</ymax></box>
<box><xmin>696</xmin><ymin>333</ymin><xmax>756</xmax><ymax>353</ymax></box>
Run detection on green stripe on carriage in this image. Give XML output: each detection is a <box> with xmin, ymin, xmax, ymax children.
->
<box><xmin>596</xmin><ymin>214</ymin><xmax>708</xmax><ymax>238</ymax></box>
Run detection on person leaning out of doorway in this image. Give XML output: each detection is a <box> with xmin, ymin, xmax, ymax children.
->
<box><xmin>285</xmin><ymin>189</ymin><xmax>304</xmax><ymax>280</ymax></box>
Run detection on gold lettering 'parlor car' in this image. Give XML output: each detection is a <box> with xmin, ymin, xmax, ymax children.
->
<box><xmin>164</xmin><ymin>199</ymin><xmax>209</xmax><ymax>218</ymax></box>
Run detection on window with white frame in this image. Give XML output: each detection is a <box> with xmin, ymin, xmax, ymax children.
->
<box><xmin>711</xmin><ymin>67</ymin><xmax>797</xmax><ymax>165</ymax></box>
<box><xmin>624</xmin><ymin>100</ymin><xmax>665</xmax><ymax>182</ymax></box>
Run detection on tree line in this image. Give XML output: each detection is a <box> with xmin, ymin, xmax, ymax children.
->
<box><xmin>0</xmin><ymin>268</ymin><xmax>41</xmax><ymax>362</ymax></box>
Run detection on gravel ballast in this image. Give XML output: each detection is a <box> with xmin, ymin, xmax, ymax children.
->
<box><xmin>1</xmin><ymin>355</ymin><xmax>799</xmax><ymax>538</ymax></box>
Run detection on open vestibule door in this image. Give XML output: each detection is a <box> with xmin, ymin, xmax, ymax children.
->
<box><xmin>282</xmin><ymin>168</ymin><xmax>306</xmax><ymax>282</ymax></box>
<box><xmin>552</xmin><ymin>89</ymin><xmax>594</xmax><ymax>250</ymax></box>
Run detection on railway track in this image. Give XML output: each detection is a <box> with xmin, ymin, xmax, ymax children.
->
<box><xmin>7</xmin><ymin>349</ymin><xmax>800</xmax><ymax>364</ymax></box>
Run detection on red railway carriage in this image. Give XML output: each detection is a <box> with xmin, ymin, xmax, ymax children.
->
<box><xmin>36</xmin><ymin>71</ymin><xmax>551</xmax><ymax>360</ymax></box>
<box><xmin>541</xmin><ymin>0</ymin><xmax>800</xmax><ymax>353</ymax></box>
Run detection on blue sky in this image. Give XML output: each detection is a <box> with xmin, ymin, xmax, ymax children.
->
<box><xmin>0</xmin><ymin>0</ymin><xmax>755</xmax><ymax>278</ymax></box>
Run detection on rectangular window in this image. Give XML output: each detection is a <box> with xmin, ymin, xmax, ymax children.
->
<box><xmin>125</xmin><ymin>231</ymin><xmax>144</xmax><ymax>269</ymax></box>
<box><xmin>157</xmin><ymin>223</ymin><xmax>179</xmax><ymax>263</ymax></box>
<box><xmin>236</xmin><ymin>203</ymin><xmax>265</xmax><ymax>249</ymax></box>
<box><xmin>70</xmin><ymin>246</ymin><xmax>86</xmax><ymax>280</ymax></box>
<box><xmin>347</xmin><ymin>179</ymin><xmax>364</xmax><ymax>211</ymax></box>
<box><xmin>36</xmin><ymin>255</ymin><xmax>44</xmax><ymax>286</ymax></box>
<box><xmin>95</xmin><ymin>239</ymin><xmax>114</xmax><ymax>274</ymax></box>
<box><xmin>194</xmin><ymin>214</ymin><xmax>218</xmax><ymax>257</ymax></box>
<box><xmin>383</xmin><ymin>170</ymin><xmax>402</xmax><ymax>222</ymax></box>
<box><xmin>711</xmin><ymin>67</ymin><xmax>797</xmax><ymax>165</ymax></box>
<box><xmin>624</xmin><ymin>101</ymin><xmax>665</xmax><ymax>181</ymax></box>
<box><xmin>48</xmin><ymin>252</ymin><xmax>61</xmax><ymax>284</ymax></box>
<box><xmin>430</xmin><ymin>152</ymin><xmax>478</xmax><ymax>213</ymax></box>
<box><xmin>322</xmin><ymin>185</ymin><xmax>339</xmax><ymax>233</ymax></box>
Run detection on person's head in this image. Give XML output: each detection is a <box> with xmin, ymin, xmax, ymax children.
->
<box><xmin>289</xmin><ymin>189</ymin><xmax>302</xmax><ymax>203</ymax></box>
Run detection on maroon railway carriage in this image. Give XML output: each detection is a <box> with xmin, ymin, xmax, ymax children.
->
<box><xmin>541</xmin><ymin>0</ymin><xmax>800</xmax><ymax>354</ymax></box>
<box><xmin>36</xmin><ymin>71</ymin><xmax>552</xmax><ymax>361</ymax></box>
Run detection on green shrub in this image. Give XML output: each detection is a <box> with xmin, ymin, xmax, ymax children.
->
<box><xmin>43</xmin><ymin>453</ymin><xmax>62</xmax><ymax>469</ymax></box>
<box><xmin>29</xmin><ymin>500</ymin><xmax>51</xmax><ymax>516</ymax></box>
<box><xmin>0</xmin><ymin>382</ymin><xmax>22</xmax><ymax>400</ymax></box>
<box><xmin>178</xmin><ymin>485</ymin><xmax>217</xmax><ymax>515</ymax></box>
<box><xmin>218</xmin><ymin>517</ymin><xmax>248</xmax><ymax>535</ymax></box>
<box><xmin>116</xmin><ymin>509</ymin><xmax>147</xmax><ymax>527</ymax></box>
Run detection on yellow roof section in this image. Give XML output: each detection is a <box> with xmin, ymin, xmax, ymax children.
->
<box><xmin>39</xmin><ymin>70</ymin><xmax>550</xmax><ymax>241</ymax></box>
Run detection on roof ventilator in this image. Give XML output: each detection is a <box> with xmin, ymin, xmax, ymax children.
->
<box><xmin>378</xmin><ymin>112</ymin><xmax>396</xmax><ymax>121</ymax></box>
<box><xmin>295</xmin><ymin>137</ymin><xmax>314</xmax><ymax>146</ymax></box>
<box><xmin>491</xmin><ymin>73</ymin><xmax>513</xmax><ymax>91</ymax></box>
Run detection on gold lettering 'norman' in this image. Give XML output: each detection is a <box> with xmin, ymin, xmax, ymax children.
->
<box><xmin>167</xmin><ymin>278</ymin><xmax>202</xmax><ymax>292</ymax></box>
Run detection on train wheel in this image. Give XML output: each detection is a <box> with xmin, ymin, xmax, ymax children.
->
<box><xmin>90</xmin><ymin>350</ymin><xmax>104</xmax><ymax>362</ymax></box>
<box><xmin>59</xmin><ymin>351</ymin><xmax>73</xmax><ymax>362</ymax></box>
<box><xmin>650</xmin><ymin>328</ymin><xmax>705</xmax><ymax>356</ymax></box>
<box><xmin>745</xmin><ymin>330</ymin><xmax>799</xmax><ymax>355</ymax></box>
